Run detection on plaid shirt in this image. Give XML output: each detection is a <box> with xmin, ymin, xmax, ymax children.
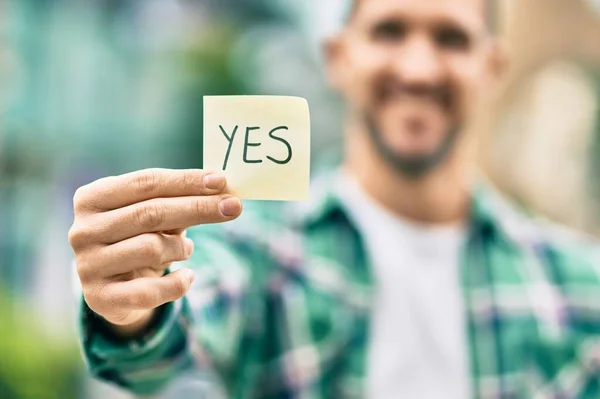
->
<box><xmin>80</xmin><ymin>171</ymin><xmax>600</xmax><ymax>398</ymax></box>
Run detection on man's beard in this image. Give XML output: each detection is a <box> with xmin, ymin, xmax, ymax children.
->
<box><xmin>364</xmin><ymin>113</ymin><xmax>460</xmax><ymax>179</ymax></box>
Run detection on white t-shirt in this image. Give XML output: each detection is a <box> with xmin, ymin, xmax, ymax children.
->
<box><xmin>336</xmin><ymin>172</ymin><xmax>471</xmax><ymax>399</ymax></box>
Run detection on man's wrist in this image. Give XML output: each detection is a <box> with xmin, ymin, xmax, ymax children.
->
<box><xmin>107</xmin><ymin>309</ymin><xmax>157</xmax><ymax>339</ymax></box>
<box><xmin>89</xmin><ymin>304</ymin><xmax>171</xmax><ymax>343</ymax></box>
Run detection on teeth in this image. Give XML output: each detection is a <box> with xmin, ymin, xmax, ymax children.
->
<box><xmin>380</xmin><ymin>84</ymin><xmax>448</xmax><ymax>110</ymax></box>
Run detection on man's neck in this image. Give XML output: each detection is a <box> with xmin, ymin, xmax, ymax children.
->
<box><xmin>344</xmin><ymin>124</ymin><xmax>474</xmax><ymax>225</ymax></box>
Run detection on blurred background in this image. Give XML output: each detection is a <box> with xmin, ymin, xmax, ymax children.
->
<box><xmin>0</xmin><ymin>0</ymin><xmax>599</xmax><ymax>398</ymax></box>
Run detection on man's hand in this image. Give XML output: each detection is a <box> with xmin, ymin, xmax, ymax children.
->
<box><xmin>68</xmin><ymin>169</ymin><xmax>242</xmax><ymax>337</ymax></box>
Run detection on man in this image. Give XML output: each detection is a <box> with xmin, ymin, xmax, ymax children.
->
<box><xmin>69</xmin><ymin>0</ymin><xmax>600</xmax><ymax>397</ymax></box>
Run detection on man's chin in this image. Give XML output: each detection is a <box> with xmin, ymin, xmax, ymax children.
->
<box><xmin>388</xmin><ymin>146</ymin><xmax>441</xmax><ymax>161</ymax></box>
<box><xmin>365</xmin><ymin>117</ymin><xmax>461</xmax><ymax>179</ymax></box>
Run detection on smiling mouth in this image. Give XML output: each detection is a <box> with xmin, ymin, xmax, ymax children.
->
<box><xmin>377</xmin><ymin>82</ymin><xmax>452</xmax><ymax>111</ymax></box>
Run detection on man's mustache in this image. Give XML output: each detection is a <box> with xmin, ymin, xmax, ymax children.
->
<box><xmin>377</xmin><ymin>81</ymin><xmax>452</xmax><ymax>109</ymax></box>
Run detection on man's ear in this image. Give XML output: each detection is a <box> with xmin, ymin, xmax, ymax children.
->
<box><xmin>323</xmin><ymin>35</ymin><xmax>346</xmax><ymax>91</ymax></box>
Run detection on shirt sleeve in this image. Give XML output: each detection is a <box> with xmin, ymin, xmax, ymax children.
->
<box><xmin>79</xmin><ymin>293</ymin><xmax>195</xmax><ymax>397</ymax></box>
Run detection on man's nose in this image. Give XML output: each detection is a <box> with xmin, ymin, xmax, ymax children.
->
<box><xmin>392</xmin><ymin>36</ymin><xmax>444</xmax><ymax>86</ymax></box>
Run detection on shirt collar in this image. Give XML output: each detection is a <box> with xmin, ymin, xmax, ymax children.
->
<box><xmin>286</xmin><ymin>170</ymin><xmax>345</xmax><ymax>228</ymax></box>
<box><xmin>287</xmin><ymin>169</ymin><xmax>535</xmax><ymax>247</ymax></box>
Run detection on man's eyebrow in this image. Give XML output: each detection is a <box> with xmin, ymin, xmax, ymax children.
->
<box><xmin>367</xmin><ymin>14</ymin><xmax>480</xmax><ymax>36</ymax></box>
<box><xmin>346</xmin><ymin>0</ymin><xmax>498</xmax><ymax>36</ymax></box>
<box><xmin>433</xmin><ymin>20</ymin><xmax>477</xmax><ymax>34</ymax></box>
<box><xmin>370</xmin><ymin>15</ymin><xmax>406</xmax><ymax>26</ymax></box>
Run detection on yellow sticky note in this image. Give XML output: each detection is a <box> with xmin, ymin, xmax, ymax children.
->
<box><xmin>203</xmin><ymin>96</ymin><xmax>311</xmax><ymax>201</ymax></box>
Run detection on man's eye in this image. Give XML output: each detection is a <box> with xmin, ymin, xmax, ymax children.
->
<box><xmin>436</xmin><ymin>28</ymin><xmax>471</xmax><ymax>50</ymax></box>
<box><xmin>372</xmin><ymin>21</ymin><xmax>406</xmax><ymax>42</ymax></box>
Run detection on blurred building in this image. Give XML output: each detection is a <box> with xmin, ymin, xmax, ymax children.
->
<box><xmin>481</xmin><ymin>0</ymin><xmax>600</xmax><ymax>235</ymax></box>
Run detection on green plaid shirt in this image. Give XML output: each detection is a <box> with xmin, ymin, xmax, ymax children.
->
<box><xmin>80</xmin><ymin>171</ymin><xmax>600</xmax><ymax>398</ymax></box>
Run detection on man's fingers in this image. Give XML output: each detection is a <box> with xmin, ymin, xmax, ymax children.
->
<box><xmin>163</xmin><ymin>228</ymin><xmax>187</xmax><ymax>236</ymax></box>
<box><xmin>84</xmin><ymin>233</ymin><xmax>195</xmax><ymax>278</ymax></box>
<box><xmin>74</xmin><ymin>169</ymin><xmax>228</xmax><ymax>212</ymax></box>
<box><xmin>104</xmin><ymin>269</ymin><xmax>196</xmax><ymax>311</ymax></box>
<box><xmin>79</xmin><ymin>195</ymin><xmax>242</xmax><ymax>244</ymax></box>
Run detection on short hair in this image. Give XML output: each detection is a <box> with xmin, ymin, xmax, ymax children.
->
<box><xmin>347</xmin><ymin>0</ymin><xmax>499</xmax><ymax>35</ymax></box>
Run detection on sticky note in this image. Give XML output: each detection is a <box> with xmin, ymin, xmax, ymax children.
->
<box><xmin>203</xmin><ymin>96</ymin><xmax>311</xmax><ymax>201</ymax></box>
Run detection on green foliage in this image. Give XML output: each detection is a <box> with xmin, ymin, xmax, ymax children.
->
<box><xmin>0</xmin><ymin>291</ymin><xmax>83</xmax><ymax>399</ymax></box>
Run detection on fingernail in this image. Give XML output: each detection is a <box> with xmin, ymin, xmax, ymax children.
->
<box><xmin>182</xmin><ymin>268</ymin><xmax>195</xmax><ymax>284</ymax></box>
<box><xmin>219</xmin><ymin>197</ymin><xmax>242</xmax><ymax>217</ymax></box>
<box><xmin>203</xmin><ymin>174</ymin><xmax>226</xmax><ymax>190</ymax></box>
<box><xmin>184</xmin><ymin>238</ymin><xmax>195</xmax><ymax>256</ymax></box>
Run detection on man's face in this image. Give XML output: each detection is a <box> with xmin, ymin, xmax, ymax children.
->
<box><xmin>327</xmin><ymin>0</ymin><xmax>503</xmax><ymax>176</ymax></box>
